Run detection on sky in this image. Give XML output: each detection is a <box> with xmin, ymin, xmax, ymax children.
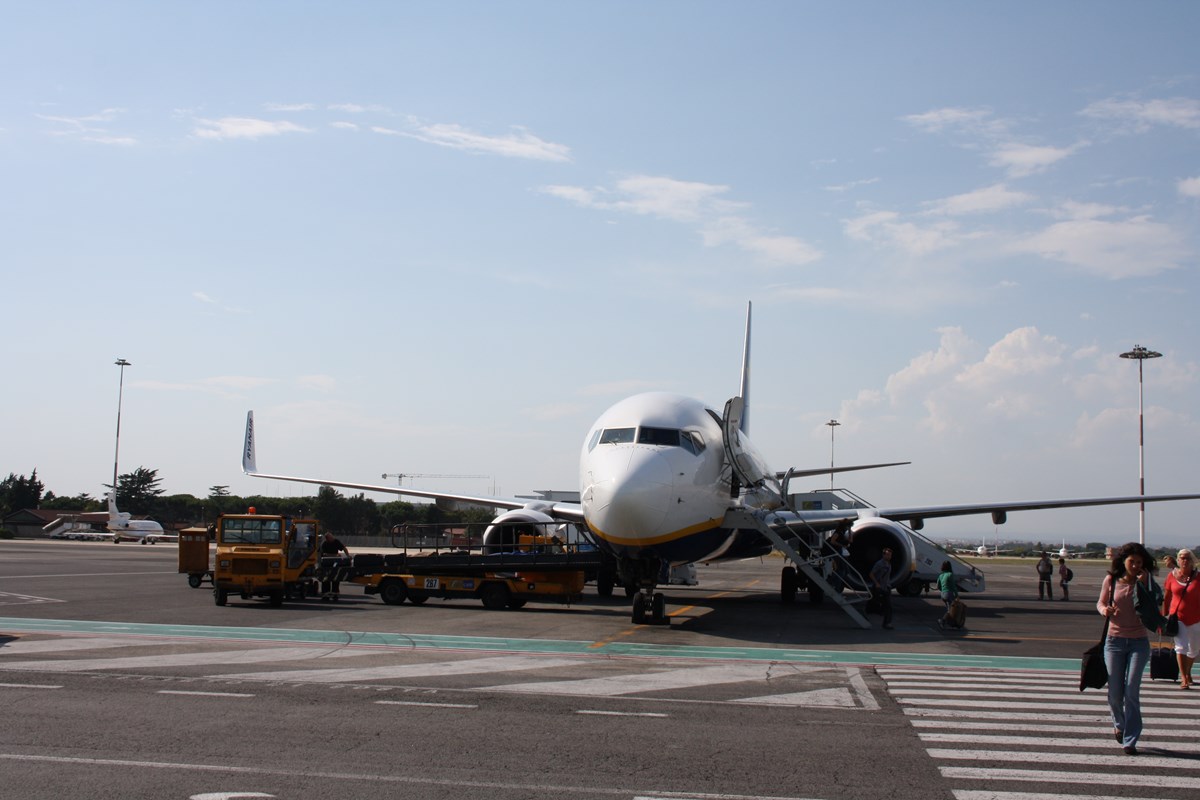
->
<box><xmin>3</xmin><ymin>1</ymin><xmax>1198</xmax><ymax>548</ymax></box>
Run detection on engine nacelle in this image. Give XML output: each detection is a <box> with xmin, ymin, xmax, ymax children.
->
<box><xmin>842</xmin><ymin>518</ymin><xmax>916</xmax><ymax>590</ymax></box>
<box><xmin>481</xmin><ymin>508</ymin><xmax>559</xmax><ymax>552</ymax></box>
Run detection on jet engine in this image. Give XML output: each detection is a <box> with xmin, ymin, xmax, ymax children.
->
<box><xmin>842</xmin><ymin>518</ymin><xmax>916</xmax><ymax>590</ymax></box>
<box><xmin>481</xmin><ymin>508</ymin><xmax>557</xmax><ymax>551</ymax></box>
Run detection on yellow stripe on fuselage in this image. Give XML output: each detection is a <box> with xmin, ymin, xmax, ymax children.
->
<box><xmin>587</xmin><ymin>516</ymin><xmax>726</xmax><ymax>547</ymax></box>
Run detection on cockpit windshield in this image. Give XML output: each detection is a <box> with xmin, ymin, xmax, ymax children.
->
<box><xmin>589</xmin><ymin>426</ymin><xmax>704</xmax><ymax>455</ymax></box>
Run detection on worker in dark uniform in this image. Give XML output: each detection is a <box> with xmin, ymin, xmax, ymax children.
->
<box><xmin>319</xmin><ymin>531</ymin><xmax>350</xmax><ymax>599</ymax></box>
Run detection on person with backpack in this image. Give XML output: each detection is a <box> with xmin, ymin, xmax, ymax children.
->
<box><xmin>1036</xmin><ymin>551</ymin><xmax>1054</xmax><ymax>599</ymax></box>
<box><xmin>1059</xmin><ymin>556</ymin><xmax>1073</xmax><ymax>601</ymax></box>
<box><xmin>936</xmin><ymin>561</ymin><xmax>960</xmax><ymax>630</ymax></box>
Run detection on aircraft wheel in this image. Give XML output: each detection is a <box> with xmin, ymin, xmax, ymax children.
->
<box><xmin>214</xmin><ymin>588</ymin><xmax>228</xmax><ymax>607</ymax></box>
<box><xmin>596</xmin><ymin>571</ymin><xmax>615</xmax><ymax>598</ymax></box>
<box><xmin>651</xmin><ymin>592</ymin><xmax>666</xmax><ymax>623</ymax></box>
<box><xmin>781</xmin><ymin>566</ymin><xmax>798</xmax><ymax>604</ymax></box>
<box><xmin>623</xmin><ymin>582</ymin><xmax>637</xmax><ymax>598</ymax></box>
<box><xmin>480</xmin><ymin>583</ymin><xmax>510</xmax><ymax>610</ymax></box>
<box><xmin>187</xmin><ymin>574</ymin><xmax>203</xmax><ymax>589</ymax></box>
<box><xmin>379</xmin><ymin>579</ymin><xmax>408</xmax><ymax>606</ymax></box>
<box><xmin>631</xmin><ymin>595</ymin><xmax>648</xmax><ymax>624</ymax></box>
<box><xmin>808</xmin><ymin>583</ymin><xmax>825</xmax><ymax>605</ymax></box>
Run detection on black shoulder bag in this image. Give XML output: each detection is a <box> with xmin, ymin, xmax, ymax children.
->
<box><xmin>1080</xmin><ymin>580</ymin><xmax>1114</xmax><ymax>691</ymax></box>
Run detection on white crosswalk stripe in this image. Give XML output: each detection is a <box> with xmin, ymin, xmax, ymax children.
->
<box><xmin>879</xmin><ymin>666</ymin><xmax>1200</xmax><ymax>800</ymax></box>
<box><xmin>0</xmin><ymin>634</ymin><xmax>878</xmax><ymax>708</ymax></box>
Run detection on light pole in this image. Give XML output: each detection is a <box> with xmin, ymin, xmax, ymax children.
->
<box><xmin>112</xmin><ymin>358</ymin><xmax>131</xmax><ymax>498</ymax></box>
<box><xmin>1119</xmin><ymin>345</ymin><xmax>1161</xmax><ymax>545</ymax></box>
<box><xmin>825</xmin><ymin>419</ymin><xmax>840</xmax><ymax>491</ymax></box>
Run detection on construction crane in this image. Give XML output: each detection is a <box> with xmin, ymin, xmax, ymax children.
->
<box><xmin>381</xmin><ymin>472</ymin><xmax>489</xmax><ymax>486</ymax></box>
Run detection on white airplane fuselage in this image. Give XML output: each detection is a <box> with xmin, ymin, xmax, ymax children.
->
<box><xmin>579</xmin><ymin>392</ymin><xmax>771</xmax><ymax>565</ymax></box>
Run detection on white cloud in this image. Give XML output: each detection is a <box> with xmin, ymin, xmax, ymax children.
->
<box><xmin>1015</xmin><ymin>214</ymin><xmax>1189</xmax><ymax>278</ymax></box>
<box><xmin>823</xmin><ymin>177</ymin><xmax>880</xmax><ymax>193</ymax></box>
<box><xmin>544</xmin><ymin>175</ymin><xmax>820</xmax><ymax>266</ymax></box>
<box><xmin>193</xmin><ymin>117</ymin><xmax>311</xmax><ymax>140</ymax></box>
<box><xmin>902</xmin><ymin>107</ymin><xmax>1008</xmax><ymax>137</ymax></box>
<box><xmin>330</xmin><ymin>121</ymin><xmax>359</xmax><ymax>131</ymax></box>
<box><xmin>36</xmin><ymin>108</ymin><xmax>137</xmax><ymax>145</ymax></box>
<box><xmin>988</xmin><ymin>141</ymin><xmax>1084</xmax><ymax>177</ymax></box>
<box><xmin>885</xmin><ymin>327</ymin><xmax>975</xmax><ymax>404</ymax></box>
<box><xmin>925</xmin><ymin>183</ymin><xmax>1034</xmax><ymax>216</ymax></box>
<box><xmin>403</xmin><ymin>122</ymin><xmax>571</xmax><ymax>162</ymax></box>
<box><xmin>192</xmin><ymin>291</ymin><xmax>215</xmax><ymax>304</ymax></box>
<box><xmin>955</xmin><ymin>327</ymin><xmax>1065</xmax><ymax>392</ymax></box>
<box><xmin>296</xmin><ymin>374</ymin><xmax>336</xmax><ymax>393</ymax></box>
<box><xmin>328</xmin><ymin>103</ymin><xmax>388</xmax><ymax>113</ymax></box>
<box><xmin>264</xmin><ymin>102</ymin><xmax>315</xmax><ymax>112</ymax></box>
<box><xmin>1082</xmin><ymin>96</ymin><xmax>1200</xmax><ymax>131</ymax></box>
<box><xmin>843</xmin><ymin>209</ymin><xmax>961</xmax><ymax>256</ymax></box>
<box><xmin>1179</xmin><ymin>176</ymin><xmax>1200</xmax><ymax>198</ymax></box>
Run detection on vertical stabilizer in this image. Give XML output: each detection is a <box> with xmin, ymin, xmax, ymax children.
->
<box><xmin>243</xmin><ymin>411</ymin><xmax>258</xmax><ymax>474</ymax></box>
<box><xmin>739</xmin><ymin>301</ymin><xmax>751</xmax><ymax>434</ymax></box>
<box><xmin>107</xmin><ymin>491</ymin><xmax>127</xmax><ymax>529</ymax></box>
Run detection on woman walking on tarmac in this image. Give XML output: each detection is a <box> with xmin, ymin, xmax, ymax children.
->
<box><xmin>1098</xmin><ymin>542</ymin><xmax>1157</xmax><ymax>755</ymax></box>
<box><xmin>1162</xmin><ymin>549</ymin><xmax>1200</xmax><ymax>689</ymax></box>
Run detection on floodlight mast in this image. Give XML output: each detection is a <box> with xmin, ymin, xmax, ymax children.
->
<box><xmin>1119</xmin><ymin>344</ymin><xmax>1162</xmax><ymax>545</ymax></box>
<box><xmin>112</xmin><ymin>359</ymin><xmax>131</xmax><ymax>496</ymax></box>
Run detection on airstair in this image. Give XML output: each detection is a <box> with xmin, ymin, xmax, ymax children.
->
<box><xmin>723</xmin><ymin>507</ymin><xmax>874</xmax><ymax>630</ymax></box>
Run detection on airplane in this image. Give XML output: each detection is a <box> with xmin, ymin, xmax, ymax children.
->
<box><xmin>106</xmin><ymin>491</ymin><xmax>164</xmax><ymax>542</ymax></box>
<box><xmin>241</xmin><ymin>302</ymin><xmax>1200</xmax><ymax>627</ymax></box>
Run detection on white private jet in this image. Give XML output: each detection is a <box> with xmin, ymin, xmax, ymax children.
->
<box><xmin>241</xmin><ymin>303</ymin><xmax>1200</xmax><ymax>628</ymax></box>
<box><xmin>106</xmin><ymin>492</ymin><xmax>165</xmax><ymax>542</ymax></box>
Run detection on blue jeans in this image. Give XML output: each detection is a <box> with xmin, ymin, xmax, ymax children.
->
<box><xmin>1104</xmin><ymin>635</ymin><xmax>1150</xmax><ymax>747</ymax></box>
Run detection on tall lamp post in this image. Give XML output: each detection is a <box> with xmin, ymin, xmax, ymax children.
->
<box><xmin>825</xmin><ymin>419</ymin><xmax>840</xmax><ymax>491</ymax></box>
<box><xmin>112</xmin><ymin>358</ymin><xmax>131</xmax><ymax>498</ymax></box>
<box><xmin>1119</xmin><ymin>345</ymin><xmax>1161</xmax><ymax>545</ymax></box>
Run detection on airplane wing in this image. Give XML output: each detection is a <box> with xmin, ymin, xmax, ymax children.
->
<box><xmin>773</xmin><ymin>461</ymin><xmax>910</xmax><ymax>481</ymax></box>
<box><xmin>241</xmin><ymin>411</ymin><xmax>585</xmax><ymax>523</ymax></box>
<box><xmin>774</xmin><ymin>493</ymin><xmax>1200</xmax><ymax>530</ymax></box>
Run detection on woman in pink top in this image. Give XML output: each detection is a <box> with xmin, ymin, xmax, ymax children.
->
<box><xmin>1097</xmin><ymin>541</ymin><xmax>1156</xmax><ymax>756</ymax></box>
<box><xmin>1161</xmin><ymin>548</ymin><xmax>1200</xmax><ymax>689</ymax></box>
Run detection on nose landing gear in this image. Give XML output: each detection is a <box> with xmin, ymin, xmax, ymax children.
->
<box><xmin>623</xmin><ymin>553</ymin><xmax>670</xmax><ymax>625</ymax></box>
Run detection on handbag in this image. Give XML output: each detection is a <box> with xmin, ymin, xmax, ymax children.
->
<box><xmin>1133</xmin><ymin>572</ymin><xmax>1166</xmax><ymax>631</ymax></box>
<box><xmin>1080</xmin><ymin>581</ymin><xmax>1114</xmax><ymax>691</ymax></box>
<box><xmin>1162</xmin><ymin>613</ymin><xmax>1180</xmax><ymax>637</ymax></box>
<box><xmin>1150</xmin><ymin>635</ymin><xmax>1180</xmax><ymax>681</ymax></box>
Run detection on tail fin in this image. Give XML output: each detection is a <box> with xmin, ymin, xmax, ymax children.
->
<box><xmin>739</xmin><ymin>301</ymin><xmax>751</xmax><ymax>434</ymax></box>
<box><xmin>243</xmin><ymin>411</ymin><xmax>258</xmax><ymax>474</ymax></box>
<box><xmin>107</xmin><ymin>490</ymin><xmax>119</xmax><ymax>517</ymax></box>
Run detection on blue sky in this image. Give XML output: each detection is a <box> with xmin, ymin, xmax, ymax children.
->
<box><xmin>4</xmin><ymin>2</ymin><xmax>1198</xmax><ymax>547</ymax></box>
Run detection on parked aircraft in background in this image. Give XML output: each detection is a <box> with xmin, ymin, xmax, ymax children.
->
<box><xmin>106</xmin><ymin>492</ymin><xmax>164</xmax><ymax>542</ymax></box>
<box><xmin>241</xmin><ymin>303</ymin><xmax>1200</xmax><ymax>627</ymax></box>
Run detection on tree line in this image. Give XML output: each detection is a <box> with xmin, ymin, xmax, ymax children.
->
<box><xmin>1</xmin><ymin>468</ymin><xmax>495</xmax><ymax>537</ymax></box>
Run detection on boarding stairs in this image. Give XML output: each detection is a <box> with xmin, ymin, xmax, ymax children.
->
<box><xmin>722</xmin><ymin>506</ymin><xmax>873</xmax><ymax>630</ymax></box>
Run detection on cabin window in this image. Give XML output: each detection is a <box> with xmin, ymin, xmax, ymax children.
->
<box><xmin>599</xmin><ymin>427</ymin><xmax>636</xmax><ymax>445</ymax></box>
<box><xmin>586</xmin><ymin>429</ymin><xmax>602</xmax><ymax>452</ymax></box>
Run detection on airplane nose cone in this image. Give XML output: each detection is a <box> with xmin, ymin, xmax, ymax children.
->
<box><xmin>584</xmin><ymin>448</ymin><xmax>674</xmax><ymax>540</ymax></box>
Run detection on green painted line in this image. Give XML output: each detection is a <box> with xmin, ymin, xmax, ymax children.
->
<box><xmin>0</xmin><ymin>617</ymin><xmax>1077</xmax><ymax>673</ymax></box>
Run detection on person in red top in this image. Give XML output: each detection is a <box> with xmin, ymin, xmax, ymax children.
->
<box><xmin>1097</xmin><ymin>542</ymin><xmax>1156</xmax><ymax>756</ymax></box>
<box><xmin>1161</xmin><ymin>548</ymin><xmax>1200</xmax><ymax>689</ymax></box>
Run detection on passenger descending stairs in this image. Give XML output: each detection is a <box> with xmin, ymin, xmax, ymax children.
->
<box><xmin>722</xmin><ymin>507</ymin><xmax>873</xmax><ymax>630</ymax></box>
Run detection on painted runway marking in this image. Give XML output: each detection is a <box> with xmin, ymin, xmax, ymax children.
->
<box><xmin>218</xmin><ymin>654</ymin><xmax>585</xmax><ymax>683</ymax></box>
<box><xmin>0</xmin><ymin>682</ymin><xmax>61</xmax><ymax>689</ymax></box>
<box><xmin>0</xmin><ymin>753</ymin><xmax>826</xmax><ymax>799</ymax></box>
<box><xmin>158</xmin><ymin>690</ymin><xmax>254</xmax><ymax>698</ymax></box>
<box><xmin>577</xmin><ymin>709</ymin><xmax>670</xmax><ymax>718</ymax></box>
<box><xmin>879</xmin><ymin>666</ymin><xmax>1200</xmax><ymax>800</ymax></box>
<box><xmin>375</xmin><ymin>700</ymin><xmax>478</xmax><ymax>709</ymax></box>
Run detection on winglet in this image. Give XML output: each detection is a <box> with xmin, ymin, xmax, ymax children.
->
<box><xmin>242</xmin><ymin>411</ymin><xmax>257</xmax><ymax>474</ymax></box>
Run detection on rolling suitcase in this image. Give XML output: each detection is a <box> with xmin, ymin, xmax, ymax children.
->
<box><xmin>948</xmin><ymin>598</ymin><xmax>967</xmax><ymax>629</ymax></box>
<box><xmin>1150</xmin><ymin>644</ymin><xmax>1179</xmax><ymax>681</ymax></box>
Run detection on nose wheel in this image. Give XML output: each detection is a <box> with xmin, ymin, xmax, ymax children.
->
<box><xmin>632</xmin><ymin>591</ymin><xmax>668</xmax><ymax>624</ymax></box>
